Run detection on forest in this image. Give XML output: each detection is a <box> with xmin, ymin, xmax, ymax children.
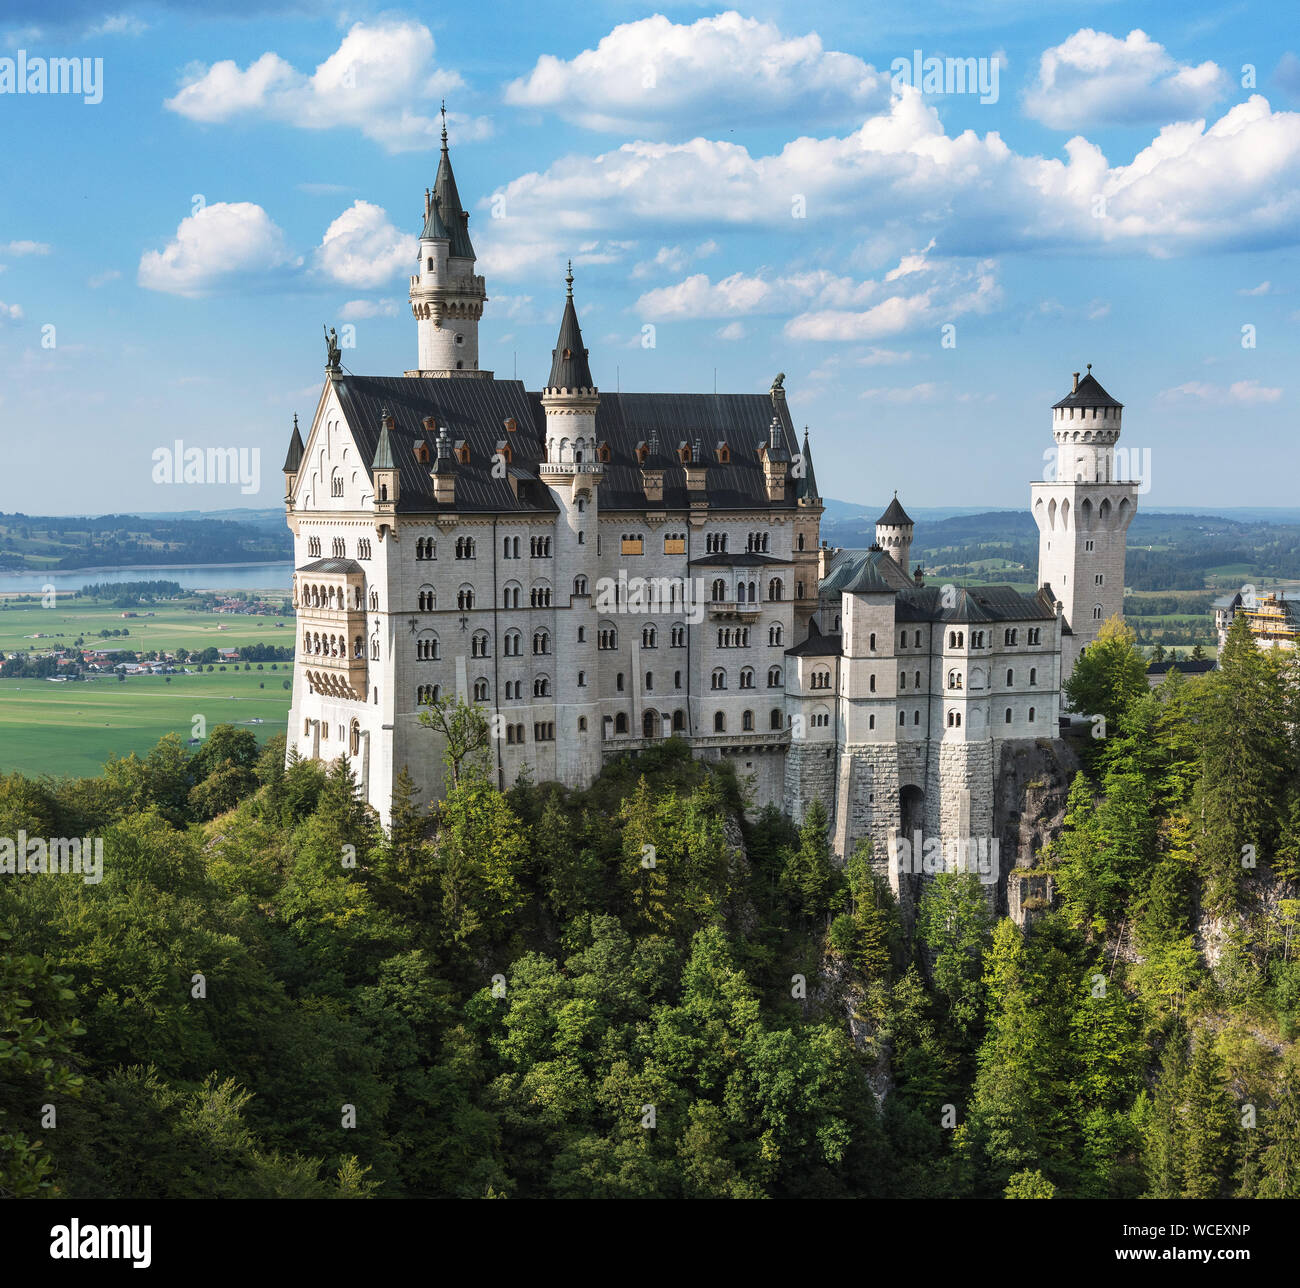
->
<box><xmin>0</xmin><ymin>611</ymin><xmax>1297</xmax><ymax>1199</ymax></box>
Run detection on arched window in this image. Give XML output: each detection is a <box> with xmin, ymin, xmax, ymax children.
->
<box><xmin>713</xmin><ymin>711</ymin><xmax>726</xmax><ymax>733</ymax></box>
<box><xmin>1028</xmin><ymin>707</ymin><xmax>1036</xmax><ymax>722</ymax></box>
<box><xmin>533</xmin><ymin>675</ymin><xmax>551</xmax><ymax>698</ymax></box>
<box><xmin>1005</xmin><ymin>708</ymin><xmax>1013</xmax><ymax>724</ymax></box>
<box><xmin>948</xmin><ymin>670</ymin><xmax>962</xmax><ymax>690</ymax></box>
<box><xmin>1006</xmin><ymin>669</ymin><xmax>1014</xmax><ymax>686</ymax></box>
<box><xmin>742</xmin><ymin>709</ymin><xmax>754</xmax><ymax>731</ymax></box>
<box><xmin>473</xmin><ymin>678</ymin><xmax>489</xmax><ymax>702</ymax></box>
<box><xmin>504</xmin><ymin>630</ymin><xmax>522</xmax><ymax>657</ymax></box>
<box><xmin>768</xmin><ymin>666</ymin><xmax>782</xmax><ymax>688</ymax></box>
<box><xmin>1029</xmin><ymin>667</ymin><xmax>1037</xmax><ymax>686</ymax></box>
<box><xmin>770</xmin><ymin>709</ymin><xmax>783</xmax><ymax>730</ymax></box>
<box><xmin>574</xmin><ymin>575</ymin><xmax>588</xmax><ymax>596</ymax></box>
<box><xmin>711</xmin><ymin>668</ymin><xmax>727</xmax><ymax>690</ymax></box>
<box><xmin>614</xmin><ymin>712</ymin><xmax>629</xmax><ymax>735</ymax></box>
<box><xmin>471</xmin><ymin>631</ymin><xmax>490</xmax><ymax>658</ymax></box>
<box><xmin>532</xmin><ymin>630</ymin><xmax>550</xmax><ymax>655</ymax></box>
<box><xmin>416</xmin><ymin>632</ymin><xmax>439</xmax><ymax>660</ymax></box>
<box><xmin>712</xmin><ymin>578</ymin><xmax>726</xmax><ymax>602</ymax></box>
<box><xmin>642</xmin><ymin>625</ymin><xmax>657</xmax><ymax>648</ymax></box>
<box><xmin>740</xmin><ymin>667</ymin><xmax>754</xmax><ymax>689</ymax></box>
<box><xmin>457</xmin><ymin>586</ymin><xmax>474</xmax><ymax>611</ymax></box>
<box><xmin>768</xmin><ymin>623</ymin><xmax>783</xmax><ymax>646</ymax></box>
<box><xmin>768</xmin><ymin>578</ymin><xmax>783</xmax><ymax>601</ymax></box>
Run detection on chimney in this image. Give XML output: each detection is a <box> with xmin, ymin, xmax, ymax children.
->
<box><xmin>1073</xmin><ymin>371</ymin><xmax>1080</xmax><ymax>393</ymax></box>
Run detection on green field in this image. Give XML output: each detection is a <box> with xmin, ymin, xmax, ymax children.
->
<box><xmin>0</xmin><ymin>598</ymin><xmax>293</xmax><ymax>656</ymax></box>
<box><xmin>0</xmin><ymin>670</ymin><xmax>291</xmax><ymax>778</ymax></box>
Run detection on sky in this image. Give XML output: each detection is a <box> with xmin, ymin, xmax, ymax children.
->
<box><xmin>0</xmin><ymin>0</ymin><xmax>1297</xmax><ymax>516</ymax></box>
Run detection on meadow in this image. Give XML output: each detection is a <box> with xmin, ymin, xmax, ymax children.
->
<box><xmin>0</xmin><ymin>597</ymin><xmax>293</xmax><ymax>656</ymax></box>
<box><xmin>0</xmin><ymin>668</ymin><xmax>291</xmax><ymax>778</ymax></box>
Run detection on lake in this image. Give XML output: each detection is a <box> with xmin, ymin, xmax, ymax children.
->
<box><xmin>0</xmin><ymin>563</ymin><xmax>294</xmax><ymax>595</ymax></box>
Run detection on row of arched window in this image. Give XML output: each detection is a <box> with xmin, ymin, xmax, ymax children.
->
<box><xmin>299</xmin><ymin>582</ymin><xmax>364</xmax><ymax>610</ymax></box>
<box><xmin>710</xmin><ymin>577</ymin><xmax>783</xmax><ymax>602</ymax></box>
<box><xmin>710</xmin><ymin>666</ymin><xmax>783</xmax><ymax>690</ymax></box>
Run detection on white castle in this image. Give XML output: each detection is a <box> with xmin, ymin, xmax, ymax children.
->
<box><xmin>283</xmin><ymin>121</ymin><xmax>1137</xmax><ymax>868</ymax></box>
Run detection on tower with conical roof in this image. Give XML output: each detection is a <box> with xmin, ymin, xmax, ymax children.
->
<box><xmin>408</xmin><ymin>104</ymin><xmax>489</xmax><ymax>377</ymax></box>
<box><xmin>792</xmin><ymin>424</ymin><xmax>824</xmax><ymax>636</ymax></box>
<box><xmin>875</xmin><ymin>492</ymin><xmax>914</xmax><ymax>575</ymax></box>
<box><xmin>1031</xmin><ymin>364</ymin><xmax>1138</xmax><ymax>690</ymax></box>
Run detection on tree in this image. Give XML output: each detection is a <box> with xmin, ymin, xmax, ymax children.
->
<box><xmin>779</xmin><ymin>800</ymin><xmax>841</xmax><ymax>922</ymax></box>
<box><xmin>1005</xmin><ymin>1168</ymin><xmax>1056</xmax><ymax>1198</ymax></box>
<box><xmin>1064</xmin><ymin>615</ymin><xmax>1148</xmax><ymax>737</ymax></box>
<box><xmin>418</xmin><ymin>694</ymin><xmax>492</xmax><ymax>789</ymax></box>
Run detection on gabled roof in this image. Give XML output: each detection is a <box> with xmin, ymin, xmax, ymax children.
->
<box><xmin>325</xmin><ymin>374</ymin><xmax>803</xmax><ymax>514</ymax></box>
<box><xmin>1053</xmin><ymin>369</ymin><xmax>1122</xmax><ymax>410</ymax></box>
<box><xmin>547</xmin><ymin>267</ymin><xmax>595</xmax><ymax>391</ymax></box>
<box><xmin>821</xmin><ymin>547</ymin><xmax>915</xmax><ymax>595</ymax></box>
<box><xmin>689</xmin><ymin>551</ymin><xmax>791</xmax><ymax>567</ymax></box>
<box><xmin>786</xmin><ymin>619</ymin><xmax>843</xmax><ymax>657</ymax></box>
<box><xmin>894</xmin><ymin>584</ymin><xmax>1059</xmax><ymax>624</ymax></box>
<box><xmin>877</xmin><ymin>493</ymin><xmax>913</xmax><ymax>527</ymax></box>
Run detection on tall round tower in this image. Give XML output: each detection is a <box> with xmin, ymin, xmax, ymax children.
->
<box><xmin>408</xmin><ymin>106</ymin><xmax>488</xmax><ymax>377</ymax></box>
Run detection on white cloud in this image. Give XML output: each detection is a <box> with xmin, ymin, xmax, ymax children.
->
<box><xmin>631</xmin><ymin>241</ymin><xmax>718</xmax><ymax>279</ymax></box>
<box><xmin>1239</xmin><ymin>280</ymin><xmax>1273</xmax><ymax>295</ymax></box>
<box><xmin>2</xmin><ymin>240</ymin><xmax>50</xmax><ymax>255</ymax></box>
<box><xmin>0</xmin><ymin>301</ymin><xmax>22</xmax><ymax>322</ymax></box>
<box><xmin>164</xmin><ymin>20</ymin><xmax>490</xmax><ymax>154</ymax></box>
<box><xmin>477</xmin><ymin>90</ymin><xmax>1300</xmax><ymax>271</ymax></box>
<box><xmin>505</xmin><ymin>11</ymin><xmax>887</xmax><ymax>133</ymax></box>
<box><xmin>1159</xmin><ymin>379</ymin><xmax>1283</xmax><ymax>404</ymax></box>
<box><xmin>1025</xmin><ymin>29</ymin><xmax>1227</xmax><ymax>128</ymax></box>
<box><xmin>339</xmin><ymin>299</ymin><xmax>399</xmax><ymax>320</ymax></box>
<box><xmin>716</xmin><ymin>321</ymin><xmax>746</xmax><ymax>341</ymax></box>
<box><xmin>86</xmin><ymin>14</ymin><xmax>148</xmax><ymax>38</ymax></box>
<box><xmin>88</xmin><ymin>269</ymin><xmax>121</xmax><ymax>288</ymax></box>
<box><xmin>857</xmin><ymin>348</ymin><xmax>914</xmax><ymax>366</ymax></box>
<box><xmin>858</xmin><ymin>382</ymin><xmax>941</xmax><ymax>403</ymax></box>
<box><xmin>138</xmin><ymin>202</ymin><xmax>300</xmax><ymax>297</ymax></box>
<box><xmin>314</xmin><ymin>201</ymin><xmax>412</xmax><ymax>289</ymax></box>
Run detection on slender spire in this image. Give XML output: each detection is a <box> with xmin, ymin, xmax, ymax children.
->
<box><xmin>547</xmin><ymin>263</ymin><xmax>595</xmax><ymax>391</ymax></box>
<box><xmin>372</xmin><ymin>407</ymin><xmax>395</xmax><ymax>470</ymax></box>
<box><xmin>282</xmin><ymin>413</ymin><xmax>304</xmax><ymax>473</ymax></box>
<box><xmin>796</xmin><ymin>426</ymin><xmax>820</xmax><ymax>501</ymax></box>
<box><xmin>431</xmin><ymin>105</ymin><xmax>474</xmax><ymax>259</ymax></box>
<box><xmin>440</xmin><ymin>99</ymin><xmax>448</xmax><ymax>148</ymax></box>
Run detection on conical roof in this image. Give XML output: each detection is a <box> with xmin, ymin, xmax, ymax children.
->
<box><xmin>878</xmin><ymin>493</ymin><xmax>913</xmax><ymax>527</ymax></box>
<box><xmin>282</xmin><ymin>414</ymin><xmax>304</xmax><ymax>473</ymax></box>
<box><xmin>371</xmin><ymin>410</ymin><xmax>395</xmax><ymax>470</ymax></box>
<box><xmin>1053</xmin><ymin>367</ymin><xmax>1122</xmax><ymax>410</ymax></box>
<box><xmin>547</xmin><ymin>263</ymin><xmax>595</xmax><ymax>391</ymax></box>
<box><xmin>796</xmin><ymin>427</ymin><xmax>820</xmax><ymax>500</ymax></box>
<box><xmin>433</xmin><ymin>107</ymin><xmax>475</xmax><ymax>260</ymax></box>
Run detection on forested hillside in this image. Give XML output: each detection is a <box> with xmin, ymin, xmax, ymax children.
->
<box><xmin>0</xmin><ymin>617</ymin><xmax>1296</xmax><ymax>1199</ymax></box>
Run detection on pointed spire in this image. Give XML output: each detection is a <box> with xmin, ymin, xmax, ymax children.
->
<box><xmin>877</xmin><ymin>492</ymin><xmax>913</xmax><ymax>526</ymax></box>
<box><xmin>432</xmin><ymin>104</ymin><xmax>474</xmax><ymax>259</ymax></box>
<box><xmin>282</xmin><ymin>413</ymin><xmax>304</xmax><ymax>473</ymax></box>
<box><xmin>796</xmin><ymin>425</ymin><xmax>820</xmax><ymax>501</ymax></box>
<box><xmin>547</xmin><ymin>263</ymin><xmax>595</xmax><ymax>391</ymax></box>
<box><xmin>372</xmin><ymin>407</ymin><xmax>395</xmax><ymax>470</ymax></box>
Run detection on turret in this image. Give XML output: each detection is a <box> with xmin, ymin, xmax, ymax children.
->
<box><xmin>282</xmin><ymin>413</ymin><xmax>304</xmax><ymax>506</ymax></box>
<box><xmin>540</xmin><ymin>262</ymin><xmax>601</xmax><ymax>490</ymax></box>
<box><xmin>408</xmin><ymin>105</ymin><xmax>489</xmax><ymax>377</ymax></box>
<box><xmin>875</xmin><ymin>492</ymin><xmax>914</xmax><ymax>575</ymax></box>
<box><xmin>372</xmin><ymin>407</ymin><xmax>398</xmax><ymax>520</ymax></box>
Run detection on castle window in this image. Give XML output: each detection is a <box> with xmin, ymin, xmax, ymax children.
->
<box><xmin>574</xmin><ymin>576</ymin><xmax>589</xmax><ymax>596</ymax></box>
<box><xmin>768</xmin><ymin>666</ymin><xmax>782</xmax><ymax>688</ymax></box>
<box><xmin>504</xmin><ymin>630</ymin><xmax>521</xmax><ymax>657</ymax></box>
<box><xmin>711</xmin><ymin>668</ymin><xmax>727</xmax><ymax>690</ymax></box>
<box><xmin>769</xmin><ymin>624</ymin><xmax>783</xmax><ymax>646</ymax></box>
<box><xmin>472</xmin><ymin>631</ymin><xmax>490</xmax><ymax>659</ymax></box>
<box><xmin>533</xmin><ymin>676</ymin><xmax>551</xmax><ymax>698</ymax></box>
<box><xmin>675</xmin><ymin>710</ymin><xmax>687</xmax><ymax>732</ymax></box>
<box><xmin>671</xmin><ymin>624</ymin><xmax>686</xmax><ymax>647</ymax></box>
<box><xmin>642</xmin><ymin>625</ymin><xmax>657</xmax><ymax>648</ymax></box>
<box><xmin>664</xmin><ymin>533</ymin><xmax>686</xmax><ymax>555</ymax></box>
<box><xmin>914</xmin><ymin>631</ymin><xmax>922</xmax><ymax>647</ymax></box>
<box><xmin>869</xmin><ymin>632</ymin><xmax>876</xmax><ymax>651</ymax></box>
<box><xmin>534</xmin><ymin>722</ymin><xmax>555</xmax><ymax>742</ymax></box>
<box><xmin>617</xmin><ymin>673</ymin><xmax>625</xmax><ymax>692</ymax></box>
<box><xmin>455</xmin><ymin>536</ymin><xmax>476</xmax><ymax>560</ymax></box>
<box><xmin>416</xmin><ymin>537</ymin><xmax>436</xmax><ymax>560</ymax></box>
<box><xmin>331</xmin><ymin>470</ymin><xmax>343</xmax><ymax>497</ymax></box>
<box><xmin>717</xmin><ymin>443</ymin><xmax>731</xmax><ymax>464</ymax></box>
<box><xmin>914</xmin><ymin>710</ymin><xmax>920</xmax><ymax>725</ymax></box>
<box><xmin>308</xmin><ymin>537</ymin><xmax>321</xmax><ymax>558</ymax></box>
<box><xmin>1092</xmin><ymin>604</ymin><xmax>1103</xmax><ymax>620</ymax></box>
<box><xmin>797</xmin><ymin>533</ymin><xmax>805</xmax><ymax>551</ymax></box>
<box><xmin>578</xmin><ymin>717</ymin><xmax>587</xmax><ymax>731</ymax></box>
<box><xmin>416</xmin><ymin>633</ymin><xmax>439</xmax><ymax>661</ymax></box>
<box><xmin>714</xmin><ymin>712</ymin><xmax>726</xmax><ymax>733</ymax></box>
<box><xmin>1095</xmin><ymin>573</ymin><xmax>1104</xmax><ymax>586</ymax></box>
<box><xmin>914</xmin><ymin>671</ymin><xmax>921</xmax><ymax>688</ymax></box>
<box><xmin>645</xmin><ymin>672</ymin><xmax>653</xmax><ymax>692</ymax></box>
<box><xmin>1005</xmin><ymin>708</ymin><xmax>1012</xmax><ymax>724</ymax></box>
<box><xmin>597</xmin><ymin>442</ymin><xmax>611</xmax><ymax>463</ymax></box>
<box><xmin>899</xmin><ymin>711</ymin><xmax>906</xmax><ymax>726</ymax></box>
<box><xmin>455</xmin><ymin>441</ymin><xmax>470</xmax><ymax>463</ymax></box>
<box><xmin>503</xmin><ymin>583</ymin><xmax>520</xmax><ymax>609</ymax></box>
<box><xmin>332</xmin><ymin>538</ymin><xmax>345</xmax><ymax>558</ymax></box>
<box><xmin>417</xmin><ymin>586</ymin><xmax>435</xmax><ymax>612</ymax></box>
<box><xmin>797</xmin><ymin>581</ymin><xmax>804</xmax><ymax>599</ymax></box>
<box><xmin>533</xmin><ymin>631</ymin><xmax>550</xmax><ymax>655</ymax></box>
<box><xmin>615</xmin><ymin>712</ymin><xmax>629</xmax><ymax>734</ymax></box>
<box><xmin>771</xmin><ymin>709</ymin><xmax>783</xmax><ymax>730</ymax></box>
<box><xmin>1028</xmin><ymin>707</ymin><xmax>1036</xmax><ymax>722</ymax></box>
<box><xmin>369</xmin><ymin>590</ymin><xmax>379</xmax><ymax>610</ymax></box>
<box><xmin>869</xmin><ymin>674</ymin><xmax>876</xmax><ymax>692</ymax></box>
<box><xmin>742</xmin><ymin>709</ymin><xmax>753</xmax><ymax>731</ymax></box>
<box><xmin>457</xmin><ymin>586</ymin><xmax>474</xmax><ymax>611</ymax></box>
<box><xmin>599</xmin><ymin>626</ymin><xmax>618</xmax><ymax>650</ymax></box>
<box><xmin>473</xmin><ymin>678</ymin><xmax>489</xmax><ymax>702</ymax></box>
<box><xmin>530</xmin><ymin>585</ymin><xmax>552</xmax><ymax>608</ymax></box>
<box><xmin>740</xmin><ymin>667</ymin><xmax>755</xmax><ymax>689</ymax></box>
<box><xmin>900</xmin><ymin>672</ymin><xmax>906</xmax><ymax>689</ymax></box>
<box><xmin>417</xmin><ymin>684</ymin><xmax>440</xmax><ymax>705</ymax></box>
<box><xmin>768</xmin><ymin>578</ymin><xmax>783</xmax><ymax>601</ymax></box>
<box><xmin>358</xmin><ymin>539</ymin><xmax>371</xmax><ymax>559</ymax></box>
<box><xmin>947</xmin><ymin>670</ymin><xmax>963</xmax><ymax>690</ymax></box>
<box><xmin>712</xmin><ymin>579</ymin><xmax>726</xmax><ymax>602</ymax></box>
<box><xmin>1029</xmin><ymin>668</ymin><xmax>1037</xmax><ymax>686</ymax></box>
<box><xmin>621</xmin><ymin>534</ymin><xmax>644</xmax><ymax>556</ymax></box>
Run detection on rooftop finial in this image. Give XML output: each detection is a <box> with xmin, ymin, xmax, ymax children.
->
<box><xmin>440</xmin><ymin>100</ymin><xmax>448</xmax><ymax>147</ymax></box>
<box><xmin>565</xmin><ymin>259</ymin><xmax>574</xmax><ymax>297</ymax></box>
<box><xmin>293</xmin><ymin>413</ymin><xmax>298</xmax><ymax>431</ymax></box>
<box><xmin>1087</xmin><ymin>362</ymin><xmax>1092</xmax><ymax>372</ymax></box>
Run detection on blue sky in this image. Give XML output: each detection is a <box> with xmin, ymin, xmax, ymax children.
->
<box><xmin>1</xmin><ymin>0</ymin><xmax>1297</xmax><ymax>515</ymax></box>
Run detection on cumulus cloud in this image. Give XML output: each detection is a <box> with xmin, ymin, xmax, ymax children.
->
<box><xmin>1024</xmin><ymin>29</ymin><xmax>1227</xmax><ymax>128</ymax></box>
<box><xmin>0</xmin><ymin>301</ymin><xmax>23</xmax><ymax>322</ymax></box>
<box><xmin>313</xmin><ymin>201</ymin><xmax>412</xmax><ymax>289</ymax></box>
<box><xmin>165</xmin><ymin>20</ymin><xmax>490</xmax><ymax>153</ymax></box>
<box><xmin>88</xmin><ymin>269</ymin><xmax>121</xmax><ymax>288</ymax></box>
<box><xmin>138</xmin><ymin>202</ymin><xmax>300</xmax><ymax>297</ymax></box>
<box><xmin>1159</xmin><ymin>379</ymin><xmax>1283</xmax><ymax>404</ymax></box>
<box><xmin>477</xmin><ymin>89</ymin><xmax>1300</xmax><ymax>273</ymax></box>
<box><xmin>631</xmin><ymin>240</ymin><xmax>718</xmax><ymax>279</ymax></box>
<box><xmin>716</xmin><ymin>321</ymin><xmax>746</xmax><ymax>341</ymax></box>
<box><xmin>1</xmin><ymin>240</ymin><xmax>50</xmax><ymax>255</ymax></box>
<box><xmin>505</xmin><ymin>10</ymin><xmax>887</xmax><ymax>133</ymax></box>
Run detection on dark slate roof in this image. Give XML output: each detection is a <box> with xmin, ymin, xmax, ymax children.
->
<box><xmin>796</xmin><ymin>428</ymin><xmax>819</xmax><ymax>501</ymax></box>
<box><xmin>1148</xmin><ymin>658</ymin><xmax>1216</xmax><ymax>676</ymax></box>
<box><xmin>283</xmin><ymin>415</ymin><xmax>304</xmax><ymax>473</ymax></box>
<box><xmin>877</xmin><ymin>494</ymin><xmax>913</xmax><ymax>526</ymax></box>
<box><xmin>329</xmin><ymin>375</ymin><xmax>801</xmax><ymax>514</ymax></box>
<box><xmin>1053</xmin><ymin>369</ymin><xmax>1122</xmax><ymax>410</ymax></box>
<box><xmin>895</xmin><ymin>584</ymin><xmax>1059</xmax><ymax>624</ymax></box>
<box><xmin>786</xmin><ymin>620</ymin><xmax>842</xmax><ymax>657</ymax></box>
<box><xmin>689</xmin><ymin>551</ymin><xmax>791</xmax><ymax>567</ymax></box>
<box><xmin>433</xmin><ymin>139</ymin><xmax>475</xmax><ymax>260</ymax></box>
<box><xmin>297</xmin><ymin>557</ymin><xmax>363</xmax><ymax>574</ymax></box>
<box><xmin>821</xmin><ymin>547</ymin><xmax>914</xmax><ymax>595</ymax></box>
<box><xmin>547</xmin><ymin>274</ymin><xmax>595</xmax><ymax>391</ymax></box>
<box><xmin>420</xmin><ymin>194</ymin><xmax>452</xmax><ymax>242</ymax></box>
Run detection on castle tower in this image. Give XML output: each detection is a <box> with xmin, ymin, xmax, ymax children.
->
<box><xmin>875</xmin><ymin>493</ymin><xmax>914</xmax><ymax>576</ymax></box>
<box><xmin>408</xmin><ymin>106</ymin><xmax>489</xmax><ymax>377</ymax></box>
<box><xmin>539</xmin><ymin>264</ymin><xmax>603</xmax><ymax>782</ymax></box>
<box><xmin>1031</xmin><ymin>365</ymin><xmax>1138</xmax><ymax>689</ymax></box>
<box><xmin>792</xmin><ymin>425</ymin><xmax>824</xmax><ymax>637</ymax></box>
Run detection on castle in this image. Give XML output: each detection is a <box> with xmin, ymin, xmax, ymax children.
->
<box><xmin>283</xmin><ymin>121</ymin><xmax>1138</xmax><ymax>873</ymax></box>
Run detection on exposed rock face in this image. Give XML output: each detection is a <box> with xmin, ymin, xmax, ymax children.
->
<box><xmin>993</xmin><ymin>738</ymin><xmax>1080</xmax><ymax>921</ymax></box>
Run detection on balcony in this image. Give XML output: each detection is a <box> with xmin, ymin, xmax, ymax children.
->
<box><xmin>301</xmin><ymin>649</ymin><xmax>368</xmax><ymax>701</ymax></box>
<box><xmin>707</xmin><ymin>599</ymin><xmax>763</xmax><ymax>621</ymax></box>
